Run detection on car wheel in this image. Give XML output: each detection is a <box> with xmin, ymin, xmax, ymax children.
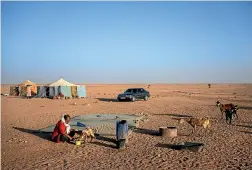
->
<box><xmin>144</xmin><ymin>96</ymin><xmax>148</xmax><ymax>101</ymax></box>
<box><xmin>131</xmin><ymin>96</ymin><xmax>136</xmax><ymax>102</ymax></box>
<box><xmin>117</xmin><ymin>98</ymin><xmax>121</xmax><ymax>102</ymax></box>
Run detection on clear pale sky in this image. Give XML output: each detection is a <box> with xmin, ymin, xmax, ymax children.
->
<box><xmin>1</xmin><ymin>2</ymin><xmax>252</xmax><ymax>84</ymax></box>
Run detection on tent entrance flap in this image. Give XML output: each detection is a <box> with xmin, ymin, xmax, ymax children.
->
<box><xmin>77</xmin><ymin>86</ymin><xmax>86</xmax><ymax>98</ymax></box>
<box><xmin>37</xmin><ymin>86</ymin><xmax>49</xmax><ymax>97</ymax></box>
<box><xmin>59</xmin><ymin>86</ymin><xmax>72</xmax><ymax>97</ymax></box>
<box><xmin>49</xmin><ymin>86</ymin><xmax>59</xmax><ymax>97</ymax></box>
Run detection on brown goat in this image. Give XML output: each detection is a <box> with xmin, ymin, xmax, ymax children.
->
<box><xmin>216</xmin><ymin>101</ymin><xmax>238</xmax><ymax>119</ymax></box>
<box><xmin>174</xmin><ymin>117</ymin><xmax>210</xmax><ymax>134</ymax></box>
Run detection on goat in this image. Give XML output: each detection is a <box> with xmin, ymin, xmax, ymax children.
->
<box><xmin>225</xmin><ymin>108</ymin><xmax>237</xmax><ymax>124</ymax></box>
<box><xmin>216</xmin><ymin>101</ymin><xmax>238</xmax><ymax>120</ymax></box>
<box><xmin>177</xmin><ymin>117</ymin><xmax>210</xmax><ymax>134</ymax></box>
<box><xmin>74</xmin><ymin>128</ymin><xmax>95</xmax><ymax>143</ymax></box>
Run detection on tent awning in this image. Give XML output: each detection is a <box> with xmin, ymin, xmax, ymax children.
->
<box><xmin>19</xmin><ymin>80</ymin><xmax>36</xmax><ymax>86</ymax></box>
<box><xmin>49</xmin><ymin>78</ymin><xmax>76</xmax><ymax>86</ymax></box>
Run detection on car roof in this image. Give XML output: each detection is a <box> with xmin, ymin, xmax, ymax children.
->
<box><xmin>126</xmin><ymin>88</ymin><xmax>144</xmax><ymax>90</ymax></box>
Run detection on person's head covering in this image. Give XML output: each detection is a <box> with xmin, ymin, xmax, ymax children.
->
<box><xmin>61</xmin><ymin>113</ymin><xmax>66</xmax><ymax>123</ymax></box>
<box><xmin>61</xmin><ymin>113</ymin><xmax>71</xmax><ymax>134</ymax></box>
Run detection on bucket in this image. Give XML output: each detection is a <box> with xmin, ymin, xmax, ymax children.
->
<box><xmin>159</xmin><ymin>126</ymin><xmax>177</xmax><ymax>138</ymax></box>
<box><xmin>167</xmin><ymin>127</ymin><xmax>177</xmax><ymax>138</ymax></box>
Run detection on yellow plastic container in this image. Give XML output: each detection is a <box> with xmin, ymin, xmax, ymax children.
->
<box><xmin>75</xmin><ymin>140</ymin><xmax>81</xmax><ymax>146</ymax></box>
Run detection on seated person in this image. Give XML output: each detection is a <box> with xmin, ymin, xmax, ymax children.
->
<box><xmin>52</xmin><ymin>114</ymin><xmax>76</xmax><ymax>143</ymax></box>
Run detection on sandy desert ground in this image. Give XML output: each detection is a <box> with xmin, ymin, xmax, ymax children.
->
<box><xmin>1</xmin><ymin>84</ymin><xmax>252</xmax><ymax>170</ymax></box>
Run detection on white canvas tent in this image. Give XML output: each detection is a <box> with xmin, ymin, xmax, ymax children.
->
<box><xmin>45</xmin><ymin>78</ymin><xmax>87</xmax><ymax>98</ymax></box>
<box><xmin>49</xmin><ymin>78</ymin><xmax>76</xmax><ymax>86</ymax></box>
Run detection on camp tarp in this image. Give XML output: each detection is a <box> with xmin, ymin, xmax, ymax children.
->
<box><xmin>37</xmin><ymin>86</ymin><xmax>48</xmax><ymax>98</ymax></box>
<box><xmin>38</xmin><ymin>114</ymin><xmax>145</xmax><ymax>136</ymax></box>
<box><xmin>10</xmin><ymin>86</ymin><xmax>18</xmax><ymax>96</ymax></box>
<box><xmin>31</xmin><ymin>86</ymin><xmax>37</xmax><ymax>95</ymax></box>
<box><xmin>27</xmin><ymin>86</ymin><xmax>32</xmax><ymax>97</ymax></box>
<box><xmin>20</xmin><ymin>86</ymin><xmax>27</xmax><ymax>96</ymax></box>
<box><xmin>77</xmin><ymin>85</ymin><xmax>86</xmax><ymax>98</ymax></box>
<box><xmin>59</xmin><ymin>86</ymin><xmax>72</xmax><ymax>97</ymax></box>
<box><xmin>49</xmin><ymin>86</ymin><xmax>59</xmax><ymax>97</ymax></box>
<box><xmin>71</xmin><ymin>86</ymin><xmax>78</xmax><ymax>97</ymax></box>
<box><xmin>19</xmin><ymin>80</ymin><xmax>37</xmax><ymax>94</ymax></box>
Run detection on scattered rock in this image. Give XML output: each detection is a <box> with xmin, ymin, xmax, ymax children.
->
<box><xmin>138</xmin><ymin>112</ymin><xmax>144</xmax><ymax>115</ymax></box>
<box><xmin>73</xmin><ymin>102</ymin><xmax>77</xmax><ymax>105</ymax></box>
<box><xmin>41</xmin><ymin>105</ymin><xmax>45</xmax><ymax>107</ymax></box>
<box><xmin>7</xmin><ymin>140</ymin><xmax>12</xmax><ymax>143</ymax></box>
<box><xmin>47</xmin><ymin>163</ymin><xmax>51</xmax><ymax>166</ymax></box>
<box><xmin>83</xmin><ymin>103</ymin><xmax>91</xmax><ymax>107</ymax></box>
<box><xmin>24</xmin><ymin>141</ymin><xmax>28</xmax><ymax>143</ymax></box>
<box><xmin>143</xmin><ymin>118</ymin><xmax>149</xmax><ymax>122</ymax></box>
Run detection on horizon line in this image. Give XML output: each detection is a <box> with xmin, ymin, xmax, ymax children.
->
<box><xmin>1</xmin><ymin>83</ymin><xmax>252</xmax><ymax>86</ymax></box>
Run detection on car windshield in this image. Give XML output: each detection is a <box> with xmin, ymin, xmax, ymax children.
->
<box><xmin>125</xmin><ymin>89</ymin><xmax>137</xmax><ymax>93</ymax></box>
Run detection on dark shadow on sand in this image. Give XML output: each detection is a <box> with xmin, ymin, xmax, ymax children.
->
<box><xmin>154</xmin><ymin>113</ymin><xmax>193</xmax><ymax>118</ymax></box>
<box><xmin>96</xmin><ymin>98</ymin><xmax>119</xmax><ymax>102</ymax></box>
<box><xmin>235</xmin><ymin>124</ymin><xmax>252</xmax><ymax>129</ymax></box>
<box><xmin>239</xmin><ymin>131</ymin><xmax>252</xmax><ymax>134</ymax></box>
<box><xmin>239</xmin><ymin>106</ymin><xmax>252</xmax><ymax>110</ymax></box>
<box><xmin>156</xmin><ymin>142</ymin><xmax>204</xmax><ymax>151</ymax></box>
<box><xmin>91</xmin><ymin>135</ymin><xmax>117</xmax><ymax>149</ymax></box>
<box><xmin>133</xmin><ymin>128</ymin><xmax>160</xmax><ymax>136</ymax></box>
<box><xmin>156</xmin><ymin>143</ymin><xmax>184</xmax><ymax>150</ymax></box>
<box><xmin>133</xmin><ymin>127</ymin><xmax>192</xmax><ymax>137</ymax></box>
<box><xmin>91</xmin><ymin>141</ymin><xmax>117</xmax><ymax>149</ymax></box>
<box><xmin>13</xmin><ymin>127</ymin><xmax>52</xmax><ymax>141</ymax></box>
<box><xmin>95</xmin><ymin>135</ymin><xmax>116</xmax><ymax>143</ymax></box>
